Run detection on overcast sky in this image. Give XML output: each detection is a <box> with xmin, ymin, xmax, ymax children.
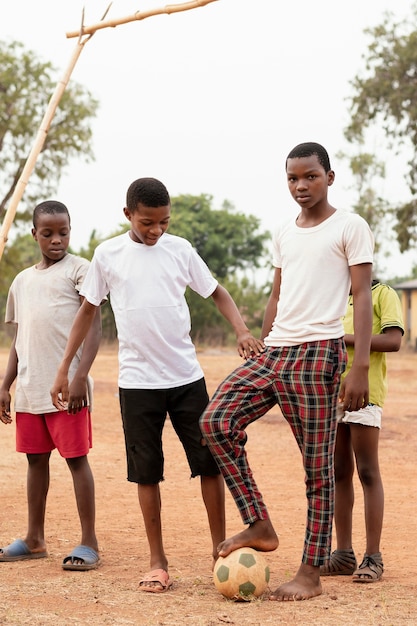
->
<box><xmin>1</xmin><ymin>0</ymin><xmax>415</xmax><ymax>278</ymax></box>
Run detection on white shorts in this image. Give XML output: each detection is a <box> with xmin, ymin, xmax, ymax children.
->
<box><xmin>336</xmin><ymin>403</ymin><xmax>382</xmax><ymax>428</ymax></box>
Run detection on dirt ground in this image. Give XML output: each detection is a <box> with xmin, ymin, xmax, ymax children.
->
<box><xmin>0</xmin><ymin>345</ymin><xmax>416</xmax><ymax>625</ymax></box>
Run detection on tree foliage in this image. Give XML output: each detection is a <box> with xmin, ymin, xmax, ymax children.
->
<box><xmin>0</xmin><ymin>40</ymin><xmax>98</xmax><ymax>225</ymax></box>
<box><xmin>337</xmin><ymin>150</ymin><xmax>395</xmax><ymax>276</ymax></box>
<box><xmin>344</xmin><ymin>4</ymin><xmax>417</xmax><ymax>252</ymax></box>
<box><xmin>168</xmin><ymin>194</ymin><xmax>266</xmax><ymax>278</ymax></box>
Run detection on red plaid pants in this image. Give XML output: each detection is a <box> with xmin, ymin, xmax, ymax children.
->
<box><xmin>200</xmin><ymin>339</ymin><xmax>346</xmax><ymax>566</ymax></box>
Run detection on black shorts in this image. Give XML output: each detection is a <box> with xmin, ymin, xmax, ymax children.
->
<box><xmin>119</xmin><ymin>378</ymin><xmax>220</xmax><ymax>484</ymax></box>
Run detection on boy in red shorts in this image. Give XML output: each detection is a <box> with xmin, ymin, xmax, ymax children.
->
<box><xmin>0</xmin><ymin>201</ymin><xmax>101</xmax><ymax>570</ymax></box>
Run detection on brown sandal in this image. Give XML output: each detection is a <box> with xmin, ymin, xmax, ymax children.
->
<box><xmin>352</xmin><ymin>552</ymin><xmax>383</xmax><ymax>583</ymax></box>
<box><xmin>320</xmin><ymin>549</ymin><xmax>357</xmax><ymax>576</ymax></box>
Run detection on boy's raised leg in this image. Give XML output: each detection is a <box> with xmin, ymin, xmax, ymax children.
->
<box><xmin>217</xmin><ymin>518</ymin><xmax>279</xmax><ymax>558</ymax></box>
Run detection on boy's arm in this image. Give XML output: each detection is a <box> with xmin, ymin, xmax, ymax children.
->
<box><xmin>0</xmin><ymin>329</ymin><xmax>18</xmax><ymax>424</ymax></box>
<box><xmin>344</xmin><ymin>326</ymin><xmax>403</xmax><ymax>352</ymax></box>
<box><xmin>261</xmin><ymin>268</ymin><xmax>281</xmax><ymax>340</ymax></box>
<box><xmin>210</xmin><ymin>284</ymin><xmax>264</xmax><ymax>359</ymax></box>
<box><xmin>339</xmin><ymin>263</ymin><xmax>373</xmax><ymax>411</ymax></box>
<box><xmin>66</xmin><ymin>297</ymin><xmax>102</xmax><ymax>414</ymax></box>
<box><xmin>50</xmin><ymin>298</ymin><xmax>99</xmax><ymax>410</ymax></box>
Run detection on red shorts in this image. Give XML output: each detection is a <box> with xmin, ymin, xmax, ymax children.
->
<box><xmin>16</xmin><ymin>408</ymin><xmax>92</xmax><ymax>459</ymax></box>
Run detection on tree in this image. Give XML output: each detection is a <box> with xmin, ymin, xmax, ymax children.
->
<box><xmin>344</xmin><ymin>4</ymin><xmax>417</xmax><ymax>252</ymax></box>
<box><xmin>0</xmin><ymin>40</ymin><xmax>98</xmax><ymax>226</ymax></box>
<box><xmin>337</xmin><ymin>150</ymin><xmax>394</xmax><ymax>276</ymax></box>
<box><xmin>169</xmin><ymin>194</ymin><xmax>266</xmax><ymax>278</ymax></box>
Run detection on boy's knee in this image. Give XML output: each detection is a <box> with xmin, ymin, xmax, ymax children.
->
<box><xmin>66</xmin><ymin>455</ymin><xmax>89</xmax><ymax>469</ymax></box>
<box><xmin>357</xmin><ymin>465</ymin><xmax>379</xmax><ymax>486</ymax></box>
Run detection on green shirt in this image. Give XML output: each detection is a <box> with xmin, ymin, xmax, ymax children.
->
<box><xmin>342</xmin><ymin>282</ymin><xmax>404</xmax><ymax>407</ymax></box>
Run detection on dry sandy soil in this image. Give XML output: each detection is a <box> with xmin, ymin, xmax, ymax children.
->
<box><xmin>0</xmin><ymin>345</ymin><xmax>416</xmax><ymax>625</ymax></box>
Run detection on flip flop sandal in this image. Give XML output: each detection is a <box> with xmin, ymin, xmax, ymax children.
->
<box><xmin>352</xmin><ymin>552</ymin><xmax>383</xmax><ymax>583</ymax></box>
<box><xmin>0</xmin><ymin>538</ymin><xmax>47</xmax><ymax>562</ymax></box>
<box><xmin>320</xmin><ymin>548</ymin><xmax>357</xmax><ymax>576</ymax></box>
<box><xmin>139</xmin><ymin>568</ymin><xmax>172</xmax><ymax>593</ymax></box>
<box><xmin>62</xmin><ymin>545</ymin><xmax>100</xmax><ymax>571</ymax></box>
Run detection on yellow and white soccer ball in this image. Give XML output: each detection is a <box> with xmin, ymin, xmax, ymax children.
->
<box><xmin>213</xmin><ymin>547</ymin><xmax>270</xmax><ymax>601</ymax></box>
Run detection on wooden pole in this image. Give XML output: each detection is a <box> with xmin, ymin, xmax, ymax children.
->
<box><xmin>66</xmin><ymin>0</ymin><xmax>219</xmax><ymax>39</ymax></box>
<box><xmin>0</xmin><ymin>0</ymin><xmax>218</xmax><ymax>261</ymax></box>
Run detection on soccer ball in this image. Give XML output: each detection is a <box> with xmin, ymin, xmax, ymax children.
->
<box><xmin>213</xmin><ymin>547</ymin><xmax>270</xmax><ymax>601</ymax></box>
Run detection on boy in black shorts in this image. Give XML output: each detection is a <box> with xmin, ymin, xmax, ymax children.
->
<box><xmin>51</xmin><ymin>177</ymin><xmax>263</xmax><ymax>592</ymax></box>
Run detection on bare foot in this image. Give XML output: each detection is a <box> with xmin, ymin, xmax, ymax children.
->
<box><xmin>217</xmin><ymin>519</ymin><xmax>278</xmax><ymax>557</ymax></box>
<box><xmin>269</xmin><ymin>564</ymin><xmax>322</xmax><ymax>601</ymax></box>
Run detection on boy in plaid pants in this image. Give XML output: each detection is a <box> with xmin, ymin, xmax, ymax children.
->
<box><xmin>200</xmin><ymin>142</ymin><xmax>374</xmax><ymax>601</ymax></box>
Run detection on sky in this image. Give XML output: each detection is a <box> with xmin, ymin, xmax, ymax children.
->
<box><xmin>1</xmin><ymin>0</ymin><xmax>415</xmax><ymax>279</ymax></box>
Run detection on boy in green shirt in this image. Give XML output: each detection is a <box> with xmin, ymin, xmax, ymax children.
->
<box><xmin>321</xmin><ymin>280</ymin><xmax>404</xmax><ymax>582</ymax></box>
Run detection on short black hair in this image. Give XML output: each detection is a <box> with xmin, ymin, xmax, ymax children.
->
<box><xmin>33</xmin><ymin>200</ymin><xmax>70</xmax><ymax>228</ymax></box>
<box><xmin>286</xmin><ymin>142</ymin><xmax>331</xmax><ymax>173</ymax></box>
<box><xmin>126</xmin><ymin>177</ymin><xmax>170</xmax><ymax>211</ymax></box>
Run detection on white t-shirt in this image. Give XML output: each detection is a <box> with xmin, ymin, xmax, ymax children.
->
<box><xmin>5</xmin><ymin>253</ymin><xmax>91</xmax><ymax>413</ymax></box>
<box><xmin>264</xmin><ymin>210</ymin><xmax>374</xmax><ymax>346</ymax></box>
<box><xmin>80</xmin><ymin>232</ymin><xmax>218</xmax><ymax>389</ymax></box>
